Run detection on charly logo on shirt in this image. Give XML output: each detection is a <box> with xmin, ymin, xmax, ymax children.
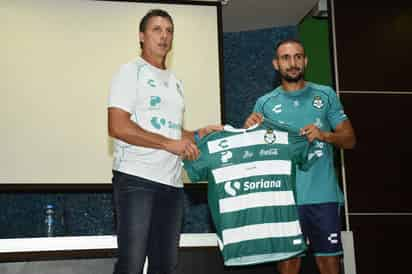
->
<box><xmin>272</xmin><ymin>104</ymin><xmax>282</xmax><ymax>113</ymax></box>
<box><xmin>147</xmin><ymin>79</ymin><xmax>156</xmax><ymax>87</ymax></box>
<box><xmin>327</xmin><ymin>233</ymin><xmax>339</xmax><ymax>244</ymax></box>
<box><xmin>312</xmin><ymin>95</ymin><xmax>324</xmax><ymax>109</ymax></box>
<box><xmin>218</xmin><ymin>139</ymin><xmax>229</xmax><ymax>149</ymax></box>
<box><xmin>264</xmin><ymin>129</ymin><xmax>276</xmax><ymax>144</ymax></box>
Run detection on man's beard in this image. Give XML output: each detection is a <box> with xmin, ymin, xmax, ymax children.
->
<box><xmin>280</xmin><ymin>68</ymin><xmax>304</xmax><ymax>83</ymax></box>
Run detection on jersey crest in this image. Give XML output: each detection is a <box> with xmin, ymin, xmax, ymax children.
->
<box><xmin>264</xmin><ymin>129</ymin><xmax>276</xmax><ymax>144</ymax></box>
<box><xmin>312</xmin><ymin>95</ymin><xmax>324</xmax><ymax>109</ymax></box>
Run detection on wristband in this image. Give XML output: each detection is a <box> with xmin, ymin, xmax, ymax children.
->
<box><xmin>194</xmin><ymin>130</ymin><xmax>201</xmax><ymax>143</ymax></box>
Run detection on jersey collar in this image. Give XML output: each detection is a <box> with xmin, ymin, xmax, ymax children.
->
<box><xmin>223</xmin><ymin>123</ymin><xmax>259</xmax><ymax>133</ymax></box>
<box><xmin>278</xmin><ymin>83</ymin><xmax>310</xmax><ymax>97</ymax></box>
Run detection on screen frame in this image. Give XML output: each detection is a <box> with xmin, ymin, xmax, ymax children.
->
<box><xmin>1</xmin><ymin>0</ymin><xmax>225</xmax><ymax>191</ymax></box>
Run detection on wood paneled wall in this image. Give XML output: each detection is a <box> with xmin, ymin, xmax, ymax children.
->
<box><xmin>330</xmin><ymin>0</ymin><xmax>412</xmax><ymax>273</ymax></box>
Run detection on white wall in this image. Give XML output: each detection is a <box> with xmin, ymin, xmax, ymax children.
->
<box><xmin>0</xmin><ymin>0</ymin><xmax>221</xmax><ymax>184</ymax></box>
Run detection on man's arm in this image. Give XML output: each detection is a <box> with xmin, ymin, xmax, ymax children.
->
<box><xmin>300</xmin><ymin>120</ymin><xmax>356</xmax><ymax>149</ymax></box>
<box><xmin>108</xmin><ymin>107</ymin><xmax>198</xmax><ymax>159</ymax></box>
<box><xmin>182</xmin><ymin>125</ymin><xmax>224</xmax><ymax>143</ymax></box>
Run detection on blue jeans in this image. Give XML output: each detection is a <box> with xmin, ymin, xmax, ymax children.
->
<box><xmin>112</xmin><ymin>171</ymin><xmax>184</xmax><ymax>274</ymax></box>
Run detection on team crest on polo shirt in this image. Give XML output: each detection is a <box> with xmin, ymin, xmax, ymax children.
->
<box><xmin>312</xmin><ymin>96</ymin><xmax>324</xmax><ymax>109</ymax></box>
<box><xmin>264</xmin><ymin>129</ymin><xmax>276</xmax><ymax>144</ymax></box>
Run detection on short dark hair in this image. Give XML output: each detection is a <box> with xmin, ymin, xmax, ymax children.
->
<box><xmin>274</xmin><ymin>38</ymin><xmax>305</xmax><ymax>59</ymax></box>
<box><xmin>139</xmin><ymin>9</ymin><xmax>174</xmax><ymax>48</ymax></box>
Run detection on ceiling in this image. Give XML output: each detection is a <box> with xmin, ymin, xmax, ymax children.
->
<box><xmin>195</xmin><ymin>0</ymin><xmax>322</xmax><ymax>32</ymax></box>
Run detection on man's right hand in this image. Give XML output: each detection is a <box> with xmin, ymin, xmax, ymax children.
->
<box><xmin>243</xmin><ymin>112</ymin><xmax>264</xmax><ymax>128</ymax></box>
<box><xmin>163</xmin><ymin>138</ymin><xmax>200</xmax><ymax>160</ymax></box>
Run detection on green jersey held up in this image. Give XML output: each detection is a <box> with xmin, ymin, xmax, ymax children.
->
<box><xmin>184</xmin><ymin>119</ymin><xmax>324</xmax><ymax>266</ymax></box>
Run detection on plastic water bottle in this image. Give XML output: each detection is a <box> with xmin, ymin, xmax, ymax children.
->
<box><xmin>44</xmin><ymin>204</ymin><xmax>55</xmax><ymax>237</ymax></box>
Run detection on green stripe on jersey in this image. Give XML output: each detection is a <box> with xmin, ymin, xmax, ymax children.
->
<box><xmin>220</xmin><ymin>204</ymin><xmax>300</xmax><ymax>230</ymax></box>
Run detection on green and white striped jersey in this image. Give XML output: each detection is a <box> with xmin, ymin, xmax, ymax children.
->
<box><xmin>184</xmin><ymin>119</ymin><xmax>324</xmax><ymax>266</ymax></box>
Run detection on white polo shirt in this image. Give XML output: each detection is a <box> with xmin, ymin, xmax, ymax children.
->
<box><xmin>108</xmin><ymin>57</ymin><xmax>185</xmax><ymax>187</ymax></box>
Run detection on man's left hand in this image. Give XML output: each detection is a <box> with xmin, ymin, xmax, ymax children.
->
<box><xmin>300</xmin><ymin>124</ymin><xmax>326</xmax><ymax>143</ymax></box>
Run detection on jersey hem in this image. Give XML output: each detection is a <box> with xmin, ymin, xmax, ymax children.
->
<box><xmin>224</xmin><ymin>250</ymin><xmax>306</xmax><ymax>266</ymax></box>
<box><xmin>297</xmin><ymin>200</ymin><xmax>344</xmax><ymax>206</ymax></box>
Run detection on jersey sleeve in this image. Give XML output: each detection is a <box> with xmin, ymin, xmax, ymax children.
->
<box><xmin>183</xmin><ymin>141</ymin><xmax>209</xmax><ymax>182</ymax></box>
<box><xmin>108</xmin><ymin>63</ymin><xmax>138</xmax><ymax>114</ymax></box>
<box><xmin>326</xmin><ymin>87</ymin><xmax>349</xmax><ymax>130</ymax></box>
<box><xmin>252</xmin><ymin>96</ymin><xmax>264</xmax><ymax>113</ymax></box>
<box><xmin>289</xmin><ymin>134</ymin><xmax>324</xmax><ymax>171</ymax></box>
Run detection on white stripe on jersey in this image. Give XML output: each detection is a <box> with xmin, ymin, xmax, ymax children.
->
<box><xmin>211</xmin><ymin>160</ymin><xmax>291</xmax><ymax>184</ymax></box>
<box><xmin>207</xmin><ymin>130</ymin><xmax>289</xmax><ymax>154</ymax></box>
<box><xmin>222</xmin><ymin>220</ymin><xmax>302</xmax><ymax>245</ymax></box>
<box><xmin>219</xmin><ymin>191</ymin><xmax>296</xmax><ymax>213</ymax></box>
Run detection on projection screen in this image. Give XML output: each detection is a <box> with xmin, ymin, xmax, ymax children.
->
<box><xmin>1</xmin><ymin>0</ymin><xmax>222</xmax><ymax>185</ymax></box>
